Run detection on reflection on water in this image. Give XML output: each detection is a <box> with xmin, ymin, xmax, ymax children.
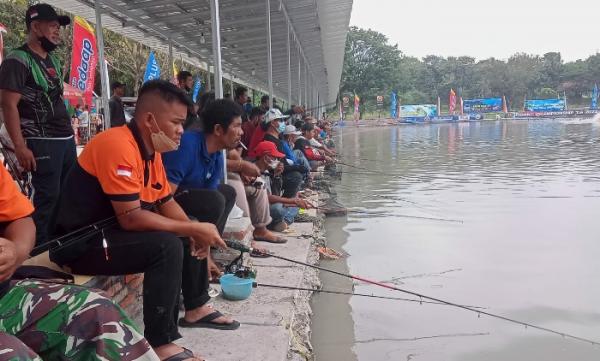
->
<box><xmin>313</xmin><ymin>119</ymin><xmax>600</xmax><ymax>361</ymax></box>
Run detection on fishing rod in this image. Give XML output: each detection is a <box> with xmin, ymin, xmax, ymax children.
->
<box><xmin>255</xmin><ymin>283</ymin><xmax>487</xmax><ymax>309</ymax></box>
<box><xmin>31</xmin><ymin>190</ymin><xmax>190</xmax><ymax>257</ymax></box>
<box><xmin>315</xmin><ymin>207</ymin><xmax>463</xmax><ymax>224</ymax></box>
<box><xmin>335</xmin><ymin>161</ymin><xmax>411</xmax><ymax>179</ymax></box>
<box><xmin>225</xmin><ymin>240</ymin><xmax>600</xmax><ymax>346</ymax></box>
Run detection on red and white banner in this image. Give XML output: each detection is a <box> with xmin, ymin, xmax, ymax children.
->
<box><xmin>0</xmin><ymin>23</ymin><xmax>7</xmax><ymax>65</ymax></box>
<box><xmin>69</xmin><ymin>16</ymin><xmax>97</xmax><ymax>106</ymax></box>
<box><xmin>449</xmin><ymin>88</ymin><xmax>457</xmax><ymax>113</ymax></box>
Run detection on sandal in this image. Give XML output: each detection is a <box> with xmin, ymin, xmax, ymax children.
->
<box><xmin>250</xmin><ymin>248</ymin><xmax>272</xmax><ymax>258</ymax></box>
<box><xmin>163</xmin><ymin>347</ymin><xmax>204</xmax><ymax>361</ymax></box>
<box><xmin>178</xmin><ymin>310</ymin><xmax>240</xmax><ymax>330</ymax></box>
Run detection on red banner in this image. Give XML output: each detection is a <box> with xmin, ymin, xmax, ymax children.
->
<box><xmin>69</xmin><ymin>16</ymin><xmax>97</xmax><ymax>106</ymax></box>
<box><xmin>449</xmin><ymin>88</ymin><xmax>457</xmax><ymax>113</ymax></box>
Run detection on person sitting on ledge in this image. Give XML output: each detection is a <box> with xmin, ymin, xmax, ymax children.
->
<box><xmin>0</xmin><ymin>165</ymin><xmax>159</xmax><ymax>361</ymax></box>
<box><xmin>50</xmin><ymin>80</ymin><xmax>225</xmax><ymax>361</ymax></box>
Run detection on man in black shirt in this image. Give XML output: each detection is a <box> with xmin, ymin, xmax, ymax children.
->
<box><xmin>0</xmin><ymin>3</ymin><xmax>76</xmax><ymax>245</ymax></box>
<box><xmin>109</xmin><ymin>81</ymin><xmax>126</xmax><ymax>127</ymax></box>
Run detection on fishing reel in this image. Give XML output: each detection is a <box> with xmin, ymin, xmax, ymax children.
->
<box><xmin>224</xmin><ymin>240</ymin><xmax>257</xmax><ymax>279</ymax></box>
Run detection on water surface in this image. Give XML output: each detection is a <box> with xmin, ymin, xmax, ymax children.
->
<box><xmin>312</xmin><ymin>119</ymin><xmax>600</xmax><ymax>361</ymax></box>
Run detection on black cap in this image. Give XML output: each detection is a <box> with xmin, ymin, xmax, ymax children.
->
<box><xmin>111</xmin><ymin>81</ymin><xmax>125</xmax><ymax>90</ymax></box>
<box><xmin>26</xmin><ymin>4</ymin><xmax>70</xmax><ymax>29</ymax></box>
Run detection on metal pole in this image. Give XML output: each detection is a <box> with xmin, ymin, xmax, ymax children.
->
<box><xmin>266</xmin><ymin>0</ymin><xmax>274</xmax><ymax>109</ymax></box>
<box><xmin>209</xmin><ymin>0</ymin><xmax>226</xmax><ymax>183</ymax></box>
<box><xmin>304</xmin><ymin>64</ymin><xmax>308</xmax><ymax>111</ymax></box>
<box><xmin>168</xmin><ymin>39</ymin><xmax>174</xmax><ymax>79</ymax></box>
<box><xmin>286</xmin><ymin>23</ymin><xmax>292</xmax><ymax>107</ymax></box>
<box><xmin>94</xmin><ymin>0</ymin><xmax>111</xmax><ymax>129</ymax></box>
<box><xmin>206</xmin><ymin>62</ymin><xmax>211</xmax><ymax>91</ymax></box>
<box><xmin>229</xmin><ymin>76</ymin><xmax>234</xmax><ymax>97</ymax></box>
<box><xmin>298</xmin><ymin>56</ymin><xmax>302</xmax><ymax>106</ymax></box>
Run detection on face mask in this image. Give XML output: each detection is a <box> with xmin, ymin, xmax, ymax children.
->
<box><xmin>39</xmin><ymin>36</ymin><xmax>58</xmax><ymax>52</ymax></box>
<box><xmin>150</xmin><ymin>116</ymin><xmax>179</xmax><ymax>153</ymax></box>
<box><xmin>269</xmin><ymin>160</ymin><xmax>280</xmax><ymax>169</ymax></box>
<box><xmin>277</xmin><ymin>121</ymin><xmax>286</xmax><ymax>133</ymax></box>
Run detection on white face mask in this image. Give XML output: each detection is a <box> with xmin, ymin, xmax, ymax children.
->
<box><xmin>269</xmin><ymin>159</ymin><xmax>280</xmax><ymax>169</ymax></box>
<box><xmin>150</xmin><ymin>116</ymin><xmax>179</xmax><ymax>153</ymax></box>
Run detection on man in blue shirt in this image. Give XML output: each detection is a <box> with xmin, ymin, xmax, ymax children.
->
<box><xmin>162</xmin><ymin>99</ymin><xmax>245</xmax><ymax>331</ymax></box>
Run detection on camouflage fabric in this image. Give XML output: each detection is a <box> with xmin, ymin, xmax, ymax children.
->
<box><xmin>0</xmin><ymin>280</ymin><xmax>159</xmax><ymax>361</ymax></box>
<box><xmin>0</xmin><ymin>333</ymin><xmax>43</xmax><ymax>360</ymax></box>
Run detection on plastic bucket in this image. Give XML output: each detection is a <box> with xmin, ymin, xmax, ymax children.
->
<box><xmin>220</xmin><ymin>274</ymin><xmax>254</xmax><ymax>301</ymax></box>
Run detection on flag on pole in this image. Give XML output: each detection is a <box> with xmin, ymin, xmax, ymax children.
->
<box><xmin>171</xmin><ymin>62</ymin><xmax>179</xmax><ymax>85</ymax></box>
<box><xmin>192</xmin><ymin>76</ymin><xmax>202</xmax><ymax>103</ymax></box>
<box><xmin>459</xmin><ymin>97</ymin><xmax>464</xmax><ymax>115</ymax></box>
<box><xmin>338</xmin><ymin>100</ymin><xmax>343</xmax><ymax>121</ymax></box>
<box><xmin>502</xmin><ymin>95</ymin><xmax>508</xmax><ymax>113</ymax></box>
<box><xmin>592</xmin><ymin>84</ymin><xmax>598</xmax><ymax>110</ymax></box>
<box><xmin>143</xmin><ymin>51</ymin><xmax>161</xmax><ymax>83</ymax></box>
<box><xmin>449</xmin><ymin>89</ymin><xmax>457</xmax><ymax>113</ymax></box>
<box><xmin>69</xmin><ymin>16</ymin><xmax>97</xmax><ymax>106</ymax></box>
<box><xmin>437</xmin><ymin>96</ymin><xmax>441</xmax><ymax>116</ymax></box>
<box><xmin>390</xmin><ymin>91</ymin><xmax>397</xmax><ymax>118</ymax></box>
<box><xmin>354</xmin><ymin>93</ymin><xmax>360</xmax><ymax>114</ymax></box>
<box><xmin>0</xmin><ymin>23</ymin><xmax>7</xmax><ymax>65</ymax></box>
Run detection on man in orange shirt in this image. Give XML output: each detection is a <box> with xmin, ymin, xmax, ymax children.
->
<box><xmin>50</xmin><ymin>80</ymin><xmax>222</xmax><ymax>361</ymax></box>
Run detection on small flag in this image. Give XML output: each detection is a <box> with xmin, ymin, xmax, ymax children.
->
<box><xmin>143</xmin><ymin>51</ymin><xmax>161</xmax><ymax>83</ymax></box>
<box><xmin>449</xmin><ymin>89</ymin><xmax>457</xmax><ymax>113</ymax></box>
<box><xmin>192</xmin><ymin>76</ymin><xmax>202</xmax><ymax>102</ymax></box>
<box><xmin>116</xmin><ymin>164</ymin><xmax>133</xmax><ymax>177</ymax></box>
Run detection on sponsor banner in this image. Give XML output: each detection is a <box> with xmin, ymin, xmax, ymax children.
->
<box><xmin>69</xmin><ymin>16</ymin><xmax>97</xmax><ymax>106</ymax></box>
<box><xmin>376</xmin><ymin>95</ymin><xmax>384</xmax><ymax>107</ymax></box>
<box><xmin>390</xmin><ymin>92</ymin><xmax>397</xmax><ymax>118</ymax></box>
<box><xmin>143</xmin><ymin>51</ymin><xmax>161</xmax><ymax>83</ymax></box>
<box><xmin>342</xmin><ymin>96</ymin><xmax>350</xmax><ymax>109</ymax></box>
<box><xmin>400</xmin><ymin>104</ymin><xmax>437</xmax><ymax>118</ymax></box>
<box><xmin>513</xmin><ymin>109</ymin><xmax>600</xmax><ymax>118</ymax></box>
<box><xmin>524</xmin><ymin>99</ymin><xmax>566</xmax><ymax>112</ymax></box>
<box><xmin>463</xmin><ymin>98</ymin><xmax>503</xmax><ymax>113</ymax></box>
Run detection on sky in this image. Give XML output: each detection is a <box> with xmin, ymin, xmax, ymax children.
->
<box><xmin>350</xmin><ymin>0</ymin><xmax>599</xmax><ymax>62</ymax></box>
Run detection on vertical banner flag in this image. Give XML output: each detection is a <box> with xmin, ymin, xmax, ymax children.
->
<box><xmin>171</xmin><ymin>62</ymin><xmax>179</xmax><ymax>85</ymax></box>
<box><xmin>339</xmin><ymin>100</ymin><xmax>343</xmax><ymax>121</ymax></box>
<box><xmin>143</xmin><ymin>51</ymin><xmax>161</xmax><ymax>83</ymax></box>
<box><xmin>437</xmin><ymin>96</ymin><xmax>441</xmax><ymax>116</ymax></box>
<box><xmin>502</xmin><ymin>95</ymin><xmax>508</xmax><ymax>113</ymax></box>
<box><xmin>0</xmin><ymin>23</ymin><xmax>7</xmax><ymax>65</ymax></box>
<box><xmin>591</xmin><ymin>84</ymin><xmax>598</xmax><ymax>110</ymax></box>
<box><xmin>448</xmin><ymin>88</ymin><xmax>457</xmax><ymax>113</ymax></box>
<box><xmin>354</xmin><ymin>93</ymin><xmax>360</xmax><ymax>114</ymax></box>
<box><xmin>390</xmin><ymin>91</ymin><xmax>397</xmax><ymax>118</ymax></box>
<box><xmin>192</xmin><ymin>76</ymin><xmax>202</xmax><ymax>102</ymax></box>
<box><xmin>459</xmin><ymin>97</ymin><xmax>464</xmax><ymax>115</ymax></box>
<box><xmin>69</xmin><ymin>16</ymin><xmax>97</xmax><ymax>106</ymax></box>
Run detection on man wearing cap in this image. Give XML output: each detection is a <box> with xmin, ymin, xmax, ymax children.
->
<box><xmin>253</xmin><ymin>141</ymin><xmax>312</xmax><ymax>232</ymax></box>
<box><xmin>109</xmin><ymin>81</ymin><xmax>127</xmax><ymax>127</ymax></box>
<box><xmin>295</xmin><ymin>123</ymin><xmax>333</xmax><ymax>170</ymax></box>
<box><xmin>0</xmin><ymin>3</ymin><xmax>76</xmax><ymax>245</ymax></box>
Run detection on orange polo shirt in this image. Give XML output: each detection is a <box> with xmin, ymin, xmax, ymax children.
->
<box><xmin>0</xmin><ymin>166</ymin><xmax>34</xmax><ymax>222</ymax></box>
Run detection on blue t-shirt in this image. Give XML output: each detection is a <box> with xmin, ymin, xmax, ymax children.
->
<box><xmin>162</xmin><ymin>130</ymin><xmax>223</xmax><ymax>190</ymax></box>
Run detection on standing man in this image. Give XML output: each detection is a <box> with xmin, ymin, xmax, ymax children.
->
<box><xmin>0</xmin><ymin>3</ymin><xmax>76</xmax><ymax>245</ymax></box>
<box><xmin>176</xmin><ymin>70</ymin><xmax>201</xmax><ymax>129</ymax></box>
<box><xmin>109</xmin><ymin>81</ymin><xmax>126</xmax><ymax>127</ymax></box>
<box><xmin>234</xmin><ymin>86</ymin><xmax>249</xmax><ymax>116</ymax></box>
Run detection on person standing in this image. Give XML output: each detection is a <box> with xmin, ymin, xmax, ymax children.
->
<box><xmin>0</xmin><ymin>3</ymin><xmax>77</xmax><ymax>245</ymax></box>
<box><xmin>109</xmin><ymin>81</ymin><xmax>126</xmax><ymax>127</ymax></box>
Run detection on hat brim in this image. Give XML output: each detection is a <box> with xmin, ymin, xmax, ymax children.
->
<box><xmin>269</xmin><ymin>150</ymin><xmax>285</xmax><ymax>158</ymax></box>
<box><xmin>284</xmin><ymin>131</ymin><xmax>301</xmax><ymax>135</ymax></box>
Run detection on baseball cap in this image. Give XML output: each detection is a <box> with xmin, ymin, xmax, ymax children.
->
<box><xmin>254</xmin><ymin>141</ymin><xmax>285</xmax><ymax>158</ymax></box>
<box><xmin>263</xmin><ymin>108</ymin><xmax>289</xmax><ymax>123</ymax></box>
<box><xmin>26</xmin><ymin>4</ymin><xmax>70</xmax><ymax>29</ymax></box>
<box><xmin>283</xmin><ymin>125</ymin><xmax>301</xmax><ymax>135</ymax></box>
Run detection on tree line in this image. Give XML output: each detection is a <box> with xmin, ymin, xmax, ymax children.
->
<box><xmin>340</xmin><ymin>26</ymin><xmax>600</xmax><ymax>113</ymax></box>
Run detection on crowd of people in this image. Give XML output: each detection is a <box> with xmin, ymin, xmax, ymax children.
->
<box><xmin>0</xmin><ymin>3</ymin><xmax>338</xmax><ymax>360</ymax></box>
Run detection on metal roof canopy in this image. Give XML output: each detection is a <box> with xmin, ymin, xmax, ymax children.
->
<box><xmin>51</xmin><ymin>0</ymin><xmax>352</xmax><ymax>107</ymax></box>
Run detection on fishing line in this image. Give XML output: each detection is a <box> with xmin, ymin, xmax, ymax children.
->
<box><xmin>316</xmin><ymin>207</ymin><xmax>463</xmax><ymax>223</ymax></box>
<box><xmin>225</xmin><ymin>240</ymin><xmax>600</xmax><ymax>346</ymax></box>
<box><xmin>255</xmin><ymin>283</ymin><xmax>487</xmax><ymax>309</ymax></box>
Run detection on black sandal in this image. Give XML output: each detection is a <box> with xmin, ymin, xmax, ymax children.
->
<box><xmin>178</xmin><ymin>311</ymin><xmax>241</xmax><ymax>330</ymax></box>
<box><xmin>163</xmin><ymin>347</ymin><xmax>204</xmax><ymax>361</ymax></box>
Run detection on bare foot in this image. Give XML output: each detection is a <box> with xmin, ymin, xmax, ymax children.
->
<box><xmin>154</xmin><ymin>343</ymin><xmax>204</xmax><ymax>361</ymax></box>
<box><xmin>253</xmin><ymin>227</ymin><xmax>281</xmax><ymax>242</ymax></box>
<box><xmin>184</xmin><ymin>304</ymin><xmax>234</xmax><ymax>325</ymax></box>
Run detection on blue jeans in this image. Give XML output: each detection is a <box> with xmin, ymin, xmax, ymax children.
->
<box><xmin>269</xmin><ymin>203</ymin><xmax>299</xmax><ymax>226</ymax></box>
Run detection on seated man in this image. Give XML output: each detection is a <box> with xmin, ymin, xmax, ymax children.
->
<box><xmin>0</xmin><ymin>165</ymin><xmax>158</xmax><ymax>361</ymax></box>
<box><xmin>50</xmin><ymin>80</ymin><xmax>225</xmax><ymax>361</ymax></box>
<box><xmin>295</xmin><ymin>123</ymin><xmax>333</xmax><ymax>171</ymax></box>
<box><xmin>282</xmin><ymin>124</ymin><xmax>311</xmax><ymax>174</ymax></box>
<box><xmin>253</xmin><ymin>141</ymin><xmax>313</xmax><ymax>232</ymax></box>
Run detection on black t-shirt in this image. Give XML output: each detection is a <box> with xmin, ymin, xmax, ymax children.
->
<box><xmin>0</xmin><ymin>45</ymin><xmax>72</xmax><ymax>138</ymax></box>
<box><xmin>264</xmin><ymin>133</ymin><xmax>286</xmax><ymax>155</ymax></box>
<box><xmin>109</xmin><ymin>96</ymin><xmax>127</xmax><ymax>127</ymax></box>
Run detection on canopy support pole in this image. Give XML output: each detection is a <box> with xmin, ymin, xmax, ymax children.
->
<box><xmin>168</xmin><ymin>38</ymin><xmax>173</xmax><ymax>79</ymax></box>
<box><xmin>286</xmin><ymin>22</ymin><xmax>292</xmax><ymax>108</ymax></box>
<box><xmin>209</xmin><ymin>0</ymin><xmax>226</xmax><ymax>183</ymax></box>
<box><xmin>94</xmin><ymin>0</ymin><xmax>111</xmax><ymax>129</ymax></box>
<box><xmin>298</xmin><ymin>56</ymin><xmax>302</xmax><ymax>106</ymax></box>
<box><xmin>266</xmin><ymin>0</ymin><xmax>274</xmax><ymax>109</ymax></box>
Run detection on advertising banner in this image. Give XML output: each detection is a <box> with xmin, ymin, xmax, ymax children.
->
<box><xmin>342</xmin><ymin>96</ymin><xmax>350</xmax><ymax>109</ymax></box>
<box><xmin>69</xmin><ymin>16</ymin><xmax>97</xmax><ymax>106</ymax></box>
<box><xmin>591</xmin><ymin>84</ymin><xmax>598</xmax><ymax>110</ymax></box>
<box><xmin>376</xmin><ymin>95</ymin><xmax>384</xmax><ymax>107</ymax></box>
<box><xmin>463</xmin><ymin>98</ymin><xmax>503</xmax><ymax>113</ymax></box>
<box><xmin>390</xmin><ymin>92</ymin><xmax>397</xmax><ymax>118</ymax></box>
<box><xmin>143</xmin><ymin>51</ymin><xmax>161</xmax><ymax>83</ymax></box>
<box><xmin>524</xmin><ymin>99</ymin><xmax>566</xmax><ymax>112</ymax></box>
<box><xmin>400</xmin><ymin>104</ymin><xmax>437</xmax><ymax>118</ymax></box>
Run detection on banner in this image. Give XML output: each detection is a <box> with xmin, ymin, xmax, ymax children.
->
<box><xmin>192</xmin><ymin>76</ymin><xmax>202</xmax><ymax>102</ymax></box>
<box><xmin>0</xmin><ymin>23</ymin><xmax>7</xmax><ymax>65</ymax></box>
<box><xmin>69</xmin><ymin>16</ymin><xmax>97</xmax><ymax>106</ymax></box>
<box><xmin>390</xmin><ymin>91</ymin><xmax>397</xmax><ymax>118</ymax></box>
<box><xmin>591</xmin><ymin>84</ymin><xmax>598</xmax><ymax>110</ymax></box>
<box><xmin>354</xmin><ymin>93</ymin><xmax>360</xmax><ymax>114</ymax></box>
<box><xmin>400</xmin><ymin>104</ymin><xmax>437</xmax><ymax>118</ymax></box>
<box><xmin>143</xmin><ymin>51</ymin><xmax>161</xmax><ymax>83</ymax></box>
<box><xmin>376</xmin><ymin>95</ymin><xmax>384</xmax><ymax>107</ymax></box>
<box><xmin>502</xmin><ymin>96</ymin><xmax>508</xmax><ymax>113</ymax></box>
<box><xmin>463</xmin><ymin>98</ymin><xmax>503</xmax><ymax>113</ymax></box>
<box><xmin>449</xmin><ymin>89</ymin><xmax>457</xmax><ymax>113</ymax></box>
<box><xmin>437</xmin><ymin>97</ymin><xmax>441</xmax><ymax>116</ymax></box>
<box><xmin>524</xmin><ymin>99</ymin><xmax>566</xmax><ymax>112</ymax></box>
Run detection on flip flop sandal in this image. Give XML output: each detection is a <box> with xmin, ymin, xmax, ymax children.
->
<box><xmin>163</xmin><ymin>347</ymin><xmax>204</xmax><ymax>361</ymax></box>
<box><xmin>254</xmin><ymin>236</ymin><xmax>287</xmax><ymax>244</ymax></box>
<box><xmin>178</xmin><ymin>311</ymin><xmax>241</xmax><ymax>330</ymax></box>
<box><xmin>250</xmin><ymin>249</ymin><xmax>272</xmax><ymax>258</ymax></box>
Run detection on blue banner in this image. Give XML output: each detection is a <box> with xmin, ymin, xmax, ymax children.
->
<box><xmin>390</xmin><ymin>91</ymin><xmax>397</xmax><ymax>118</ymax></box>
<box><xmin>192</xmin><ymin>76</ymin><xmax>202</xmax><ymax>103</ymax></box>
<box><xmin>524</xmin><ymin>99</ymin><xmax>566</xmax><ymax>112</ymax></box>
<box><xmin>143</xmin><ymin>51</ymin><xmax>161</xmax><ymax>83</ymax></box>
<box><xmin>591</xmin><ymin>84</ymin><xmax>598</xmax><ymax>110</ymax></box>
<box><xmin>400</xmin><ymin>104</ymin><xmax>437</xmax><ymax>118</ymax></box>
<box><xmin>463</xmin><ymin>98</ymin><xmax>503</xmax><ymax>113</ymax></box>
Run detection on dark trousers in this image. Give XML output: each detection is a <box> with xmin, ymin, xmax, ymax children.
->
<box><xmin>282</xmin><ymin>170</ymin><xmax>303</xmax><ymax>198</ymax></box>
<box><xmin>27</xmin><ymin>137</ymin><xmax>77</xmax><ymax>245</ymax></box>
<box><xmin>176</xmin><ymin>185</ymin><xmax>236</xmax><ymax>310</ymax></box>
<box><xmin>65</xmin><ymin>230</ymin><xmax>184</xmax><ymax>347</ymax></box>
